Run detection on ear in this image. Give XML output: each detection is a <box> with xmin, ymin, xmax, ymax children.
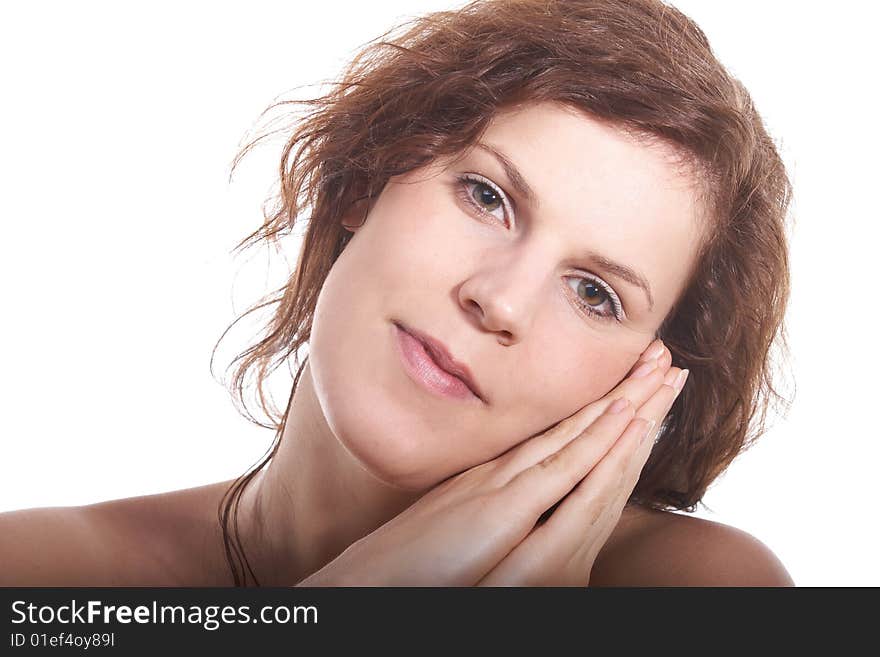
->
<box><xmin>341</xmin><ymin>196</ymin><xmax>371</xmax><ymax>233</ymax></box>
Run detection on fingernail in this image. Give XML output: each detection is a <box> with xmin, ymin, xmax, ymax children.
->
<box><xmin>632</xmin><ymin>359</ymin><xmax>658</xmax><ymax>379</ymax></box>
<box><xmin>663</xmin><ymin>368</ymin><xmax>679</xmax><ymax>387</ymax></box>
<box><xmin>640</xmin><ymin>419</ymin><xmax>657</xmax><ymax>445</ymax></box>
<box><xmin>674</xmin><ymin>369</ymin><xmax>690</xmax><ymax>394</ymax></box>
<box><xmin>607</xmin><ymin>397</ymin><xmax>631</xmax><ymax>414</ymax></box>
<box><xmin>643</xmin><ymin>339</ymin><xmax>665</xmax><ymax>362</ymax></box>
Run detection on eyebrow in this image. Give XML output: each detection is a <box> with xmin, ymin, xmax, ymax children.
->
<box><xmin>473</xmin><ymin>141</ymin><xmax>656</xmax><ymax>313</ymax></box>
<box><xmin>474</xmin><ymin>142</ymin><xmax>537</xmax><ymax>205</ymax></box>
<box><xmin>583</xmin><ymin>251</ymin><xmax>655</xmax><ymax>312</ymax></box>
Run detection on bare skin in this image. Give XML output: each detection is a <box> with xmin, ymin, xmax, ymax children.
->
<box><xmin>0</xmin><ymin>485</ymin><xmax>793</xmax><ymax>586</ymax></box>
<box><xmin>0</xmin><ymin>343</ymin><xmax>794</xmax><ymax>586</ymax></box>
<box><xmin>0</xmin><ymin>104</ymin><xmax>795</xmax><ymax>586</ymax></box>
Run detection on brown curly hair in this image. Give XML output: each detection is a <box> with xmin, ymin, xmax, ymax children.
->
<box><xmin>212</xmin><ymin>0</ymin><xmax>795</xmax><ymax>586</ymax></box>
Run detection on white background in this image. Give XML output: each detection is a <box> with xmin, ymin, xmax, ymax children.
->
<box><xmin>1</xmin><ymin>1</ymin><xmax>877</xmax><ymax>586</ymax></box>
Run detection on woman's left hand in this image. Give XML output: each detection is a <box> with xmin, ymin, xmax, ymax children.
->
<box><xmin>476</xmin><ymin>365</ymin><xmax>687</xmax><ymax>586</ymax></box>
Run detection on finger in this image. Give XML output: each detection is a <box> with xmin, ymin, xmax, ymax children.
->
<box><xmin>656</xmin><ymin>346</ymin><xmax>672</xmax><ymax>372</ymax></box>
<box><xmin>634</xmin><ymin>367</ymin><xmax>687</xmax><ymax>429</ymax></box>
<box><xmin>616</xmin><ymin>368</ymin><xmax>689</xmax><ymax>500</ymax></box>
<box><xmin>484</xmin><ymin>368</ymin><xmax>687</xmax><ymax>586</ymax></box>
<box><xmin>481</xmin><ymin>371</ymin><xmax>689</xmax><ymax>586</ymax></box>
<box><xmin>625</xmin><ymin>337</ymin><xmax>671</xmax><ymax>377</ymax></box>
<box><xmin>503</xmin><ymin>397</ymin><xmax>643</xmax><ymax>520</ymax></box>
<box><xmin>529</xmin><ymin>416</ymin><xmax>655</xmax><ymax>554</ymax></box>
<box><xmin>478</xmin><ymin>416</ymin><xmax>656</xmax><ymax>586</ymax></box>
<box><xmin>499</xmin><ymin>357</ymin><xmax>669</xmax><ymax>476</ymax></box>
<box><xmin>540</xmin><ymin>370</ymin><xmax>688</xmax><ymax>560</ymax></box>
<box><xmin>552</xmin><ymin>340</ymin><xmax>673</xmax><ymax>437</ymax></box>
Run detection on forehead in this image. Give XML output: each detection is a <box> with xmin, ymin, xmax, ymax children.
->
<box><xmin>479</xmin><ymin>102</ymin><xmax>705</xmax><ymax>227</ymax></box>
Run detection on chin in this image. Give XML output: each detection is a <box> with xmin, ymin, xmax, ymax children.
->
<box><xmin>337</xmin><ymin>410</ymin><xmax>452</xmax><ymax>492</ymax></box>
<box><xmin>307</xmin><ymin>325</ymin><xmax>459</xmax><ymax>493</ymax></box>
<box><xmin>319</xmin><ymin>377</ymin><xmax>462</xmax><ymax>492</ymax></box>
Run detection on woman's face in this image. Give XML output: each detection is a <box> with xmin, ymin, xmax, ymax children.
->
<box><xmin>309</xmin><ymin>101</ymin><xmax>705</xmax><ymax>490</ymax></box>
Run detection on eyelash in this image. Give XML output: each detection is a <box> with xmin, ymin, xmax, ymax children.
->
<box><xmin>454</xmin><ymin>173</ymin><xmax>625</xmax><ymax>323</ymax></box>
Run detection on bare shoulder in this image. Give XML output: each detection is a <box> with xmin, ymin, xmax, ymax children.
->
<box><xmin>0</xmin><ymin>504</ymin><xmax>98</xmax><ymax>585</ymax></box>
<box><xmin>0</xmin><ymin>481</ymin><xmax>232</xmax><ymax>586</ymax></box>
<box><xmin>591</xmin><ymin>505</ymin><xmax>795</xmax><ymax>587</ymax></box>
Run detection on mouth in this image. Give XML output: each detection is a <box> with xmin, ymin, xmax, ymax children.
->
<box><xmin>392</xmin><ymin>321</ymin><xmax>486</xmax><ymax>404</ymax></box>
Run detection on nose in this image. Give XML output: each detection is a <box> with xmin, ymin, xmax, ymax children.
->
<box><xmin>457</xmin><ymin>246</ymin><xmax>545</xmax><ymax>346</ymax></box>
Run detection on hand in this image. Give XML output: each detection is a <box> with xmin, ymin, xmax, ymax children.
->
<box><xmin>478</xmin><ymin>344</ymin><xmax>687</xmax><ymax>586</ymax></box>
<box><xmin>296</xmin><ymin>340</ymin><xmax>686</xmax><ymax>586</ymax></box>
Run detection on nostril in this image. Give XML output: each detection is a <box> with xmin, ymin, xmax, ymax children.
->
<box><xmin>466</xmin><ymin>299</ymin><xmax>482</xmax><ymax>315</ymax></box>
<box><xmin>497</xmin><ymin>330</ymin><xmax>514</xmax><ymax>345</ymax></box>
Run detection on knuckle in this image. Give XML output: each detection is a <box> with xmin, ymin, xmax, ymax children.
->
<box><xmin>473</xmin><ymin>490</ymin><xmax>501</xmax><ymax>514</ymax></box>
<box><xmin>557</xmin><ymin>404</ymin><xmax>601</xmax><ymax>435</ymax></box>
<box><xmin>661</xmin><ymin>383</ymin><xmax>678</xmax><ymax>400</ymax></box>
<box><xmin>465</xmin><ymin>489</ymin><xmax>507</xmax><ymax>521</ymax></box>
<box><xmin>477</xmin><ymin>458</ymin><xmax>507</xmax><ymax>485</ymax></box>
<box><xmin>550</xmin><ymin>415</ymin><xmax>576</xmax><ymax>435</ymax></box>
<box><xmin>600</xmin><ymin>482</ymin><xmax>622</xmax><ymax>510</ymax></box>
<box><xmin>586</xmin><ymin>496</ymin><xmax>609</xmax><ymax>525</ymax></box>
<box><xmin>599</xmin><ymin>485</ymin><xmax>618</xmax><ymax>508</ymax></box>
<box><xmin>579</xmin><ymin>485</ymin><xmax>614</xmax><ymax>525</ymax></box>
<box><xmin>538</xmin><ymin>450</ymin><xmax>566</xmax><ymax>471</ymax></box>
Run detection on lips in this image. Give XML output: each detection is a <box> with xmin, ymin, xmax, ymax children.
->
<box><xmin>393</xmin><ymin>321</ymin><xmax>486</xmax><ymax>403</ymax></box>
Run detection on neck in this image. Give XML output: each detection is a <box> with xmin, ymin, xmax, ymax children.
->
<box><xmin>235</xmin><ymin>359</ymin><xmax>419</xmax><ymax>585</ymax></box>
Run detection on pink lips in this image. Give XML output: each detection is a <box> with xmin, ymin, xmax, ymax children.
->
<box><xmin>392</xmin><ymin>322</ymin><xmax>485</xmax><ymax>403</ymax></box>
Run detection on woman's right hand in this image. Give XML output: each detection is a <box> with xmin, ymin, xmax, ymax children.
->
<box><xmin>296</xmin><ymin>339</ymin><xmax>682</xmax><ymax>587</ymax></box>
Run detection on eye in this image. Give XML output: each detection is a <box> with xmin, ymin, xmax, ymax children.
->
<box><xmin>565</xmin><ymin>275</ymin><xmax>624</xmax><ymax>323</ymax></box>
<box><xmin>456</xmin><ymin>174</ymin><xmax>623</xmax><ymax>324</ymax></box>
<box><xmin>456</xmin><ymin>174</ymin><xmax>513</xmax><ymax>226</ymax></box>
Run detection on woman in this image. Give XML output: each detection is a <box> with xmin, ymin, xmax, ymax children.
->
<box><xmin>0</xmin><ymin>0</ymin><xmax>794</xmax><ymax>586</ymax></box>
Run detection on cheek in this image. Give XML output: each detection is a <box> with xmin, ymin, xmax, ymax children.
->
<box><xmin>501</xmin><ymin>331</ymin><xmax>646</xmax><ymax>441</ymax></box>
<box><xmin>308</xmin><ymin>178</ymin><xmax>656</xmax><ymax>489</ymax></box>
<box><xmin>336</xmin><ymin>184</ymin><xmax>462</xmax><ymax>300</ymax></box>
<box><xmin>307</xmin><ymin>214</ymin><xmax>494</xmax><ymax>491</ymax></box>
<box><xmin>557</xmin><ymin>341</ymin><xmax>642</xmax><ymax>399</ymax></box>
<box><xmin>569</xmin><ymin>351</ymin><xmax>633</xmax><ymax>402</ymax></box>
